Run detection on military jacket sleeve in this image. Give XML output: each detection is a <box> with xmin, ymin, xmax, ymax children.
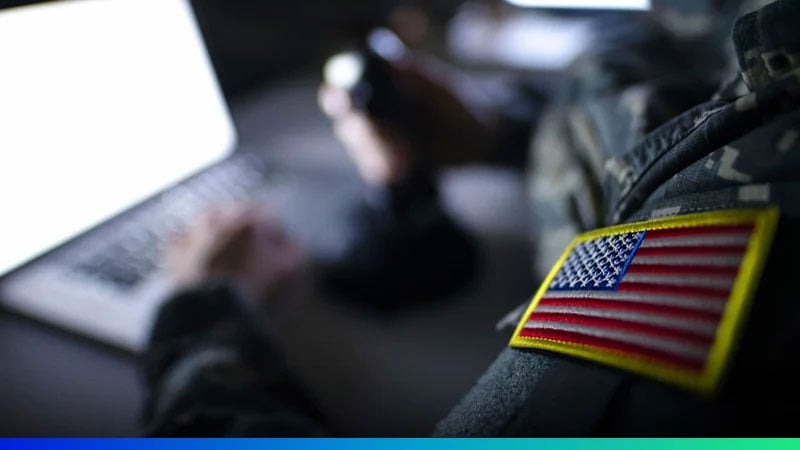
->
<box><xmin>436</xmin><ymin>0</ymin><xmax>800</xmax><ymax>436</ymax></box>
<box><xmin>140</xmin><ymin>281</ymin><xmax>325</xmax><ymax>436</ymax></box>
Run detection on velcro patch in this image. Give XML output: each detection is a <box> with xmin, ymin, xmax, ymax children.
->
<box><xmin>510</xmin><ymin>208</ymin><xmax>779</xmax><ymax>394</ymax></box>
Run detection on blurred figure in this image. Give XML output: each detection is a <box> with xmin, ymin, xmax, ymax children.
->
<box><xmin>143</xmin><ymin>0</ymin><xmax>800</xmax><ymax>436</ymax></box>
<box><xmin>314</xmin><ymin>28</ymin><xmax>499</xmax><ymax>308</ymax></box>
<box><xmin>143</xmin><ymin>205</ymin><xmax>326</xmax><ymax>436</ymax></box>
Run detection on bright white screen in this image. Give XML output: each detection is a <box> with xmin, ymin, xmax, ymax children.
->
<box><xmin>505</xmin><ymin>0</ymin><xmax>650</xmax><ymax>9</ymax></box>
<box><xmin>0</xmin><ymin>0</ymin><xmax>236</xmax><ymax>276</ymax></box>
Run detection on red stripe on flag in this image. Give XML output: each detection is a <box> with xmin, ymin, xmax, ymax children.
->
<box><xmin>616</xmin><ymin>282</ymin><xmax>731</xmax><ymax>300</ymax></box>
<box><xmin>528</xmin><ymin>312</ymin><xmax>714</xmax><ymax>345</ymax></box>
<box><xmin>634</xmin><ymin>245</ymin><xmax>747</xmax><ymax>257</ymax></box>
<box><xmin>536</xmin><ymin>298</ymin><xmax>723</xmax><ymax>322</ymax></box>
<box><xmin>644</xmin><ymin>225</ymin><xmax>753</xmax><ymax>240</ymax></box>
<box><xmin>518</xmin><ymin>328</ymin><xmax>705</xmax><ymax>372</ymax></box>
<box><xmin>625</xmin><ymin>264</ymin><xmax>741</xmax><ymax>277</ymax></box>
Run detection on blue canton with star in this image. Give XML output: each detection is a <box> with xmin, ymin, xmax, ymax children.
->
<box><xmin>549</xmin><ymin>231</ymin><xmax>645</xmax><ymax>291</ymax></box>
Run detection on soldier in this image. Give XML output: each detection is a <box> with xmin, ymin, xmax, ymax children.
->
<box><xmin>142</xmin><ymin>0</ymin><xmax>800</xmax><ymax>436</ymax></box>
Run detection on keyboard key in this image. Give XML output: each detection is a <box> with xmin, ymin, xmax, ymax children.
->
<box><xmin>67</xmin><ymin>154</ymin><xmax>286</xmax><ymax>293</ymax></box>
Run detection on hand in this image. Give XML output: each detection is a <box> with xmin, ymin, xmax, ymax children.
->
<box><xmin>167</xmin><ymin>205</ymin><xmax>304</xmax><ymax>306</ymax></box>
<box><xmin>318</xmin><ymin>53</ymin><xmax>499</xmax><ymax>185</ymax></box>
<box><xmin>318</xmin><ymin>84</ymin><xmax>415</xmax><ymax>185</ymax></box>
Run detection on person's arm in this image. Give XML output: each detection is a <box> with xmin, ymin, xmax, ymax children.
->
<box><xmin>140</xmin><ymin>207</ymin><xmax>325</xmax><ymax>436</ymax></box>
<box><xmin>318</xmin><ymin>53</ymin><xmax>542</xmax><ymax>186</ymax></box>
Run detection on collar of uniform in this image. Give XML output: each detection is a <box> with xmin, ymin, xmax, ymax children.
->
<box><xmin>733</xmin><ymin>0</ymin><xmax>800</xmax><ymax>90</ymax></box>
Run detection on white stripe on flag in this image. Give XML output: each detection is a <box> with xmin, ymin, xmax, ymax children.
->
<box><xmin>541</xmin><ymin>290</ymin><xmax>727</xmax><ymax>311</ymax></box>
<box><xmin>621</xmin><ymin>273</ymin><xmax>736</xmax><ymax>290</ymax></box>
<box><xmin>533</xmin><ymin>305</ymin><xmax>719</xmax><ymax>336</ymax></box>
<box><xmin>638</xmin><ymin>234</ymin><xmax>750</xmax><ymax>248</ymax></box>
<box><xmin>630</xmin><ymin>255</ymin><xmax>743</xmax><ymax>266</ymax></box>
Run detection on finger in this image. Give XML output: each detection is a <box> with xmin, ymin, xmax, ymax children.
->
<box><xmin>207</xmin><ymin>220</ymin><xmax>255</xmax><ymax>271</ymax></box>
<box><xmin>166</xmin><ymin>225</ymin><xmax>190</xmax><ymax>248</ymax></box>
<box><xmin>249</xmin><ymin>206</ymin><xmax>289</xmax><ymax>238</ymax></box>
<box><xmin>213</xmin><ymin>203</ymin><xmax>250</xmax><ymax>224</ymax></box>
<box><xmin>318</xmin><ymin>84</ymin><xmax>353</xmax><ymax>119</ymax></box>
<box><xmin>199</xmin><ymin>204</ymin><xmax>252</xmax><ymax>242</ymax></box>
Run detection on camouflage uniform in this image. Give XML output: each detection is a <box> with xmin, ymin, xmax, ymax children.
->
<box><xmin>142</xmin><ymin>0</ymin><xmax>800</xmax><ymax>436</ymax></box>
<box><xmin>436</xmin><ymin>0</ymin><xmax>800</xmax><ymax>436</ymax></box>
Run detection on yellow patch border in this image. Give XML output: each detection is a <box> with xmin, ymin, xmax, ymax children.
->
<box><xmin>509</xmin><ymin>208</ymin><xmax>779</xmax><ymax>394</ymax></box>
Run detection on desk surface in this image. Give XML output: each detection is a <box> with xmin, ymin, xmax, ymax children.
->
<box><xmin>0</xmin><ymin>313</ymin><xmax>142</xmax><ymax>436</ymax></box>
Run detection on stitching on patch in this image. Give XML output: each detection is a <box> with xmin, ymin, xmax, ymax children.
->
<box><xmin>510</xmin><ymin>208</ymin><xmax>779</xmax><ymax>395</ymax></box>
<box><xmin>515</xmin><ymin>335</ymin><xmax>702</xmax><ymax>372</ymax></box>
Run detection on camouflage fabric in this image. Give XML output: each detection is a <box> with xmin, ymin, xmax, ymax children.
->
<box><xmin>436</xmin><ymin>0</ymin><xmax>800</xmax><ymax>436</ymax></box>
<box><xmin>526</xmin><ymin>10</ymin><xmax>730</xmax><ymax>279</ymax></box>
<box><xmin>141</xmin><ymin>282</ymin><xmax>325</xmax><ymax>436</ymax></box>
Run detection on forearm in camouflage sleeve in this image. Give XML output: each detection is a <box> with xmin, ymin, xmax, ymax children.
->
<box><xmin>140</xmin><ymin>281</ymin><xmax>325</xmax><ymax>436</ymax></box>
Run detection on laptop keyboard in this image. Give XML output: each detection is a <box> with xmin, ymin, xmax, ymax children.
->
<box><xmin>64</xmin><ymin>153</ymin><xmax>291</xmax><ymax>290</ymax></box>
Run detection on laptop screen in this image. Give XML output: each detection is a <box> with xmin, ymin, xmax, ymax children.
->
<box><xmin>0</xmin><ymin>0</ymin><xmax>235</xmax><ymax>276</ymax></box>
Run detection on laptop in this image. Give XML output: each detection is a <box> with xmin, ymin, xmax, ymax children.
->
<box><xmin>0</xmin><ymin>0</ymin><xmax>282</xmax><ymax>352</ymax></box>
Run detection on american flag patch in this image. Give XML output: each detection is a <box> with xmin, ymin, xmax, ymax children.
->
<box><xmin>510</xmin><ymin>208</ymin><xmax>779</xmax><ymax>393</ymax></box>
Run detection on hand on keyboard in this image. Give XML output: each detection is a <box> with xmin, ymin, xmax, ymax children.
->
<box><xmin>167</xmin><ymin>204</ymin><xmax>304</xmax><ymax>306</ymax></box>
<box><xmin>67</xmin><ymin>153</ymin><xmax>291</xmax><ymax>291</ymax></box>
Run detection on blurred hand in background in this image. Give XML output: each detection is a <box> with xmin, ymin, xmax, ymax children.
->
<box><xmin>167</xmin><ymin>205</ymin><xmax>304</xmax><ymax>306</ymax></box>
<box><xmin>318</xmin><ymin>51</ymin><xmax>500</xmax><ymax>186</ymax></box>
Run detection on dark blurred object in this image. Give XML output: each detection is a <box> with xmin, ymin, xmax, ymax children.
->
<box><xmin>321</xmin><ymin>172</ymin><xmax>479</xmax><ymax>311</ymax></box>
<box><xmin>0</xmin><ymin>0</ymin><xmax>37</xmax><ymax>8</ymax></box>
<box><xmin>323</xmin><ymin>28</ymin><xmax>421</xmax><ymax>146</ymax></box>
<box><xmin>189</xmin><ymin>0</ymin><xmax>384</xmax><ymax>99</ymax></box>
<box><xmin>188</xmin><ymin>0</ymin><xmax>463</xmax><ymax>99</ymax></box>
<box><xmin>320</xmin><ymin>29</ymin><xmax>479</xmax><ymax>310</ymax></box>
<box><xmin>388</xmin><ymin>5</ymin><xmax>431</xmax><ymax>45</ymax></box>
